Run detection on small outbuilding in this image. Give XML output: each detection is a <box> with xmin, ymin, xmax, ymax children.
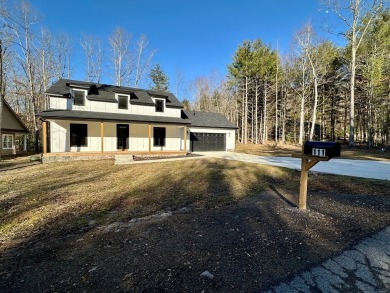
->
<box><xmin>1</xmin><ymin>98</ymin><xmax>30</xmax><ymax>155</ymax></box>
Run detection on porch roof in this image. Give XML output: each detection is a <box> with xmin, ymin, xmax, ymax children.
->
<box><xmin>37</xmin><ymin>109</ymin><xmax>190</xmax><ymax>125</ymax></box>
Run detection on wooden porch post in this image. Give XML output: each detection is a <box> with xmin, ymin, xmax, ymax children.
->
<box><xmin>100</xmin><ymin>122</ymin><xmax>104</xmax><ymax>153</ymax></box>
<box><xmin>184</xmin><ymin>126</ymin><xmax>187</xmax><ymax>153</ymax></box>
<box><xmin>42</xmin><ymin>120</ymin><xmax>47</xmax><ymax>154</ymax></box>
<box><xmin>148</xmin><ymin>123</ymin><xmax>152</xmax><ymax>153</ymax></box>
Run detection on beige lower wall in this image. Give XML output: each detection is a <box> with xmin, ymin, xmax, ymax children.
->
<box><xmin>48</xmin><ymin>120</ymin><xmax>186</xmax><ymax>153</ymax></box>
<box><xmin>48</xmin><ymin>120</ymin><xmax>236</xmax><ymax>153</ymax></box>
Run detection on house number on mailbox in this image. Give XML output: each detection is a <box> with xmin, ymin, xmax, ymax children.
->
<box><xmin>294</xmin><ymin>141</ymin><xmax>341</xmax><ymax>209</ymax></box>
<box><xmin>312</xmin><ymin>148</ymin><xmax>326</xmax><ymax>157</ymax></box>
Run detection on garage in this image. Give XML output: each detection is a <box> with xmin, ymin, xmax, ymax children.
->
<box><xmin>190</xmin><ymin>132</ymin><xmax>226</xmax><ymax>152</ymax></box>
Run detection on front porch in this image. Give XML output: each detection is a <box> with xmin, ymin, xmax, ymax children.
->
<box><xmin>41</xmin><ymin>120</ymin><xmax>189</xmax><ymax>155</ymax></box>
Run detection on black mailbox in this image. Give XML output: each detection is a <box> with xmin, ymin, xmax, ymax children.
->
<box><xmin>304</xmin><ymin>141</ymin><xmax>341</xmax><ymax>158</ymax></box>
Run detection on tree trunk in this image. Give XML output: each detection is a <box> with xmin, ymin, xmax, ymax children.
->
<box><xmin>344</xmin><ymin>94</ymin><xmax>348</xmax><ymax>141</ymax></box>
<box><xmin>255</xmin><ymin>79</ymin><xmax>258</xmax><ymax>144</ymax></box>
<box><xmin>244</xmin><ymin>76</ymin><xmax>248</xmax><ymax>144</ymax></box>
<box><xmin>235</xmin><ymin>90</ymin><xmax>240</xmax><ymax>143</ymax></box>
<box><xmin>331</xmin><ymin>89</ymin><xmax>336</xmax><ymax>141</ymax></box>
<box><xmin>251</xmin><ymin>96</ymin><xmax>254</xmax><ymax>142</ymax></box>
<box><xmin>275</xmin><ymin>59</ymin><xmax>279</xmax><ymax>143</ymax></box>
<box><xmin>0</xmin><ymin>39</ymin><xmax>4</xmax><ymax>161</ymax></box>
<box><xmin>368</xmin><ymin>90</ymin><xmax>373</xmax><ymax>148</ymax></box>
<box><xmin>349</xmin><ymin>44</ymin><xmax>356</xmax><ymax>146</ymax></box>
<box><xmin>0</xmin><ymin>40</ymin><xmax>3</xmax><ymax>161</ymax></box>
<box><xmin>262</xmin><ymin>80</ymin><xmax>268</xmax><ymax>144</ymax></box>
<box><xmin>241</xmin><ymin>86</ymin><xmax>245</xmax><ymax>143</ymax></box>
<box><xmin>282</xmin><ymin>86</ymin><xmax>286</xmax><ymax>143</ymax></box>
<box><xmin>309</xmin><ymin>75</ymin><xmax>318</xmax><ymax>141</ymax></box>
<box><xmin>299</xmin><ymin>86</ymin><xmax>305</xmax><ymax>145</ymax></box>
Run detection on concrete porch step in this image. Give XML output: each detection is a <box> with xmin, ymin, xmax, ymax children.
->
<box><xmin>114</xmin><ymin>155</ymin><xmax>134</xmax><ymax>165</ymax></box>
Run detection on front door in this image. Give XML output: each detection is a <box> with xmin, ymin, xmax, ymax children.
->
<box><xmin>117</xmin><ymin>124</ymin><xmax>129</xmax><ymax>150</ymax></box>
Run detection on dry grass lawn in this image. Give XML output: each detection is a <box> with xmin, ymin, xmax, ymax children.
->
<box><xmin>1</xmin><ymin>158</ymin><xmax>389</xmax><ymax>252</ymax></box>
<box><xmin>0</xmin><ymin>159</ymin><xmax>289</xmax><ymax>251</ymax></box>
<box><xmin>1</xmin><ymin>157</ymin><xmax>390</xmax><ymax>292</ymax></box>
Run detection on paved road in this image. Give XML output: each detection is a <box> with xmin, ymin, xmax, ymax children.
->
<box><xmin>197</xmin><ymin>152</ymin><xmax>390</xmax><ymax>181</ymax></box>
<box><xmin>262</xmin><ymin>226</ymin><xmax>390</xmax><ymax>293</ymax></box>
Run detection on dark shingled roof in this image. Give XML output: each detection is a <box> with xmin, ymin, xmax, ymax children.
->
<box><xmin>45</xmin><ymin>79</ymin><xmax>183</xmax><ymax>108</ymax></box>
<box><xmin>43</xmin><ymin>80</ymin><xmax>237</xmax><ymax>129</ymax></box>
<box><xmin>2</xmin><ymin>98</ymin><xmax>30</xmax><ymax>133</ymax></box>
<box><xmin>182</xmin><ymin>110</ymin><xmax>238</xmax><ymax>129</ymax></box>
<box><xmin>37</xmin><ymin>109</ymin><xmax>190</xmax><ymax>125</ymax></box>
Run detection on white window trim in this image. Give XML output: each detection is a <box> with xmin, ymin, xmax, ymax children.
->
<box><xmin>2</xmin><ymin>134</ymin><xmax>14</xmax><ymax>149</ymax></box>
<box><xmin>71</xmin><ymin>88</ymin><xmax>87</xmax><ymax>106</ymax></box>
<box><xmin>115</xmin><ymin>93</ymin><xmax>130</xmax><ymax>109</ymax></box>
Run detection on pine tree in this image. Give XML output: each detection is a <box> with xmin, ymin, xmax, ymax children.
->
<box><xmin>149</xmin><ymin>64</ymin><xmax>169</xmax><ymax>91</ymax></box>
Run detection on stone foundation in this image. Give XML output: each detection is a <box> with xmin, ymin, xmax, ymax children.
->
<box><xmin>42</xmin><ymin>155</ymin><xmax>115</xmax><ymax>163</ymax></box>
<box><xmin>41</xmin><ymin>152</ymin><xmax>188</xmax><ymax>164</ymax></box>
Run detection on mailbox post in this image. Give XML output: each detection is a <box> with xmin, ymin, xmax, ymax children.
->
<box><xmin>293</xmin><ymin>141</ymin><xmax>341</xmax><ymax>209</ymax></box>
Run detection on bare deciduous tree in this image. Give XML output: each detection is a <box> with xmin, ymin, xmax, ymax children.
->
<box><xmin>80</xmin><ymin>34</ymin><xmax>102</xmax><ymax>83</ymax></box>
<box><xmin>109</xmin><ymin>27</ymin><xmax>131</xmax><ymax>86</ymax></box>
<box><xmin>134</xmin><ymin>34</ymin><xmax>155</xmax><ymax>88</ymax></box>
<box><xmin>325</xmin><ymin>0</ymin><xmax>384</xmax><ymax>146</ymax></box>
<box><xmin>54</xmin><ymin>33</ymin><xmax>72</xmax><ymax>80</ymax></box>
<box><xmin>0</xmin><ymin>0</ymin><xmax>41</xmax><ymax>151</ymax></box>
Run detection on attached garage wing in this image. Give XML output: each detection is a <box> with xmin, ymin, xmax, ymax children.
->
<box><xmin>190</xmin><ymin>132</ymin><xmax>226</xmax><ymax>152</ymax></box>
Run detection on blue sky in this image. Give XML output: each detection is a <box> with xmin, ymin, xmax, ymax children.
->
<box><xmin>28</xmin><ymin>0</ymin><xmax>339</xmax><ymax>95</ymax></box>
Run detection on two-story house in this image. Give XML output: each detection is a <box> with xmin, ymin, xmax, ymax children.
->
<box><xmin>37</xmin><ymin>79</ymin><xmax>236</xmax><ymax>157</ymax></box>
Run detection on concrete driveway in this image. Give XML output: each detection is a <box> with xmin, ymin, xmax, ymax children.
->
<box><xmin>197</xmin><ymin>152</ymin><xmax>390</xmax><ymax>181</ymax></box>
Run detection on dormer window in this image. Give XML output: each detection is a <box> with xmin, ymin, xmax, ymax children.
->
<box><xmin>155</xmin><ymin>99</ymin><xmax>164</xmax><ymax>112</ymax></box>
<box><xmin>72</xmin><ymin>89</ymin><xmax>85</xmax><ymax>106</ymax></box>
<box><xmin>118</xmin><ymin>95</ymin><xmax>128</xmax><ymax>109</ymax></box>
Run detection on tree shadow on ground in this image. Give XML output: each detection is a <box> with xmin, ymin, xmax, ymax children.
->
<box><xmin>1</xmin><ymin>159</ymin><xmax>390</xmax><ymax>292</ymax></box>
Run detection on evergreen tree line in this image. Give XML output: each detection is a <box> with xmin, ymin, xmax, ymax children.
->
<box><xmin>191</xmin><ymin>1</ymin><xmax>390</xmax><ymax>147</ymax></box>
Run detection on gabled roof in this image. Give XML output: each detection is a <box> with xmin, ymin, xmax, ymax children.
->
<box><xmin>1</xmin><ymin>98</ymin><xmax>29</xmax><ymax>133</ymax></box>
<box><xmin>182</xmin><ymin>110</ymin><xmax>238</xmax><ymax>129</ymax></box>
<box><xmin>45</xmin><ymin>79</ymin><xmax>183</xmax><ymax>109</ymax></box>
